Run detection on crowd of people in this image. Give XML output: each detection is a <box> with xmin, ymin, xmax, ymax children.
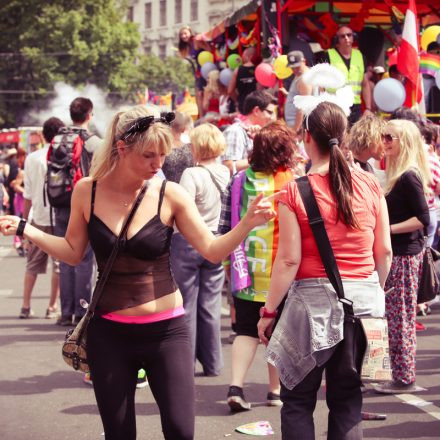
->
<box><xmin>0</xmin><ymin>23</ymin><xmax>439</xmax><ymax>440</ymax></box>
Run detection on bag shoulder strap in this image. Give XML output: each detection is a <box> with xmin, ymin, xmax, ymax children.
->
<box><xmin>197</xmin><ymin>164</ymin><xmax>223</xmax><ymax>194</ymax></box>
<box><xmin>295</xmin><ymin>175</ymin><xmax>354</xmax><ymax>316</ymax></box>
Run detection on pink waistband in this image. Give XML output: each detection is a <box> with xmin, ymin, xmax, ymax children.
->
<box><xmin>101</xmin><ymin>306</ymin><xmax>185</xmax><ymax>324</ymax></box>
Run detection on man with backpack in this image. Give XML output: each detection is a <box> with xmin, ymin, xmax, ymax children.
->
<box><xmin>47</xmin><ymin>97</ymin><xmax>101</xmax><ymax>326</ymax></box>
<box><xmin>19</xmin><ymin>117</ymin><xmax>65</xmax><ymax>319</ymax></box>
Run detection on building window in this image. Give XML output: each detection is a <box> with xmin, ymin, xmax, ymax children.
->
<box><xmin>127</xmin><ymin>6</ymin><xmax>134</xmax><ymax>22</ymax></box>
<box><xmin>159</xmin><ymin>43</ymin><xmax>167</xmax><ymax>59</ymax></box>
<box><xmin>160</xmin><ymin>0</ymin><xmax>166</xmax><ymax>26</ymax></box>
<box><xmin>190</xmin><ymin>0</ymin><xmax>198</xmax><ymax>22</ymax></box>
<box><xmin>144</xmin><ymin>3</ymin><xmax>152</xmax><ymax>29</ymax></box>
<box><xmin>175</xmin><ymin>0</ymin><xmax>182</xmax><ymax>24</ymax></box>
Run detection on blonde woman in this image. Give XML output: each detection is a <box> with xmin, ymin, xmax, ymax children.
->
<box><xmin>202</xmin><ymin>70</ymin><xmax>226</xmax><ymax>115</ymax></box>
<box><xmin>375</xmin><ymin>119</ymin><xmax>430</xmax><ymax>394</ymax></box>
<box><xmin>0</xmin><ymin>105</ymin><xmax>280</xmax><ymax>440</ymax></box>
<box><xmin>171</xmin><ymin>123</ymin><xmax>230</xmax><ymax>376</ymax></box>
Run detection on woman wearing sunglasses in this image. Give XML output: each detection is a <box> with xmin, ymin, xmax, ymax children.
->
<box><xmin>0</xmin><ymin>105</ymin><xmax>280</xmax><ymax>440</ymax></box>
<box><xmin>374</xmin><ymin>119</ymin><xmax>431</xmax><ymax>394</ymax></box>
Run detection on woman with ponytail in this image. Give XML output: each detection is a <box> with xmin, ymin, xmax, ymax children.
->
<box><xmin>0</xmin><ymin>105</ymin><xmax>280</xmax><ymax>440</ymax></box>
<box><xmin>257</xmin><ymin>101</ymin><xmax>392</xmax><ymax>439</ymax></box>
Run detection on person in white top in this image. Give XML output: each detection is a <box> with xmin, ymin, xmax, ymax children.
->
<box><xmin>19</xmin><ymin>117</ymin><xmax>65</xmax><ymax>319</ymax></box>
<box><xmin>171</xmin><ymin>123</ymin><xmax>230</xmax><ymax>376</ymax></box>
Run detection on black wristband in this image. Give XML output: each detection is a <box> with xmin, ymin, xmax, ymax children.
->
<box><xmin>16</xmin><ymin>219</ymin><xmax>27</xmax><ymax>237</ymax></box>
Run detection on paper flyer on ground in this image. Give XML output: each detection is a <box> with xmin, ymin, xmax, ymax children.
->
<box><xmin>235</xmin><ymin>421</ymin><xmax>274</xmax><ymax>435</ymax></box>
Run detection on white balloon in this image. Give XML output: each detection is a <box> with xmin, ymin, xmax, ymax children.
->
<box><xmin>435</xmin><ymin>70</ymin><xmax>440</xmax><ymax>90</ymax></box>
<box><xmin>373</xmin><ymin>78</ymin><xmax>406</xmax><ymax>112</ymax></box>
<box><xmin>201</xmin><ymin>62</ymin><xmax>218</xmax><ymax>80</ymax></box>
<box><xmin>219</xmin><ymin>68</ymin><xmax>233</xmax><ymax>86</ymax></box>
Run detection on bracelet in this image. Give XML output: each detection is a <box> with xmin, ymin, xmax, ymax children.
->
<box><xmin>16</xmin><ymin>219</ymin><xmax>27</xmax><ymax>237</ymax></box>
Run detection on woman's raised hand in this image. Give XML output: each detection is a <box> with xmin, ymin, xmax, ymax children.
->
<box><xmin>244</xmin><ymin>191</ymin><xmax>286</xmax><ymax>228</ymax></box>
<box><xmin>0</xmin><ymin>216</ymin><xmax>21</xmax><ymax>236</ymax></box>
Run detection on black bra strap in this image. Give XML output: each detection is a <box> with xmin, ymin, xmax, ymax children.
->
<box><xmin>158</xmin><ymin>180</ymin><xmax>167</xmax><ymax>215</ymax></box>
<box><xmin>90</xmin><ymin>181</ymin><xmax>97</xmax><ymax>215</ymax></box>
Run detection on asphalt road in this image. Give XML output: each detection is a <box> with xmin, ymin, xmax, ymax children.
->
<box><xmin>0</xmin><ymin>235</ymin><xmax>439</xmax><ymax>439</ymax></box>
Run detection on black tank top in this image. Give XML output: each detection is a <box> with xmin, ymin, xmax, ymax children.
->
<box><xmin>88</xmin><ymin>180</ymin><xmax>177</xmax><ymax>312</ymax></box>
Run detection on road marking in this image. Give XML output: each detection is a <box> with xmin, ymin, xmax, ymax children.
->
<box><xmin>396</xmin><ymin>394</ymin><xmax>440</xmax><ymax>420</ymax></box>
<box><xmin>0</xmin><ymin>289</ymin><xmax>13</xmax><ymax>297</ymax></box>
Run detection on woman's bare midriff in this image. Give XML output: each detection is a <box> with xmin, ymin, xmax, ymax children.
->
<box><xmin>110</xmin><ymin>290</ymin><xmax>183</xmax><ymax>316</ymax></box>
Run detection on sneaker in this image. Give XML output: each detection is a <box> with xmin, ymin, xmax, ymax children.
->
<box><xmin>45</xmin><ymin>307</ymin><xmax>60</xmax><ymax>319</ymax></box>
<box><xmin>19</xmin><ymin>307</ymin><xmax>34</xmax><ymax>319</ymax></box>
<box><xmin>56</xmin><ymin>315</ymin><xmax>73</xmax><ymax>326</ymax></box>
<box><xmin>227</xmin><ymin>386</ymin><xmax>251</xmax><ymax>412</ymax></box>
<box><xmin>416</xmin><ymin>321</ymin><xmax>427</xmax><ymax>332</ymax></box>
<box><xmin>266</xmin><ymin>391</ymin><xmax>282</xmax><ymax>407</ymax></box>
<box><xmin>136</xmin><ymin>369</ymin><xmax>149</xmax><ymax>389</ymax></box>
<box><xmin>83</xmin><ymin>372</ymin><xmax>93</xmax><ymax>386</ymax></box>
<box><xmin>361</xmin><ymin>411</ymin><xmax>387</xmax><ymax>420</ymax></box>
<box><xmin>374</xmin><ymin>380</ymin><xmax>420</xmax><ymax>394</ymax></box>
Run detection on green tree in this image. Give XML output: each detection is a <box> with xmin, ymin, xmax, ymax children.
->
<box><xmin>133</xmin><ymin>54</ymin><xmax>195</xmax><ymax>96</ymax></box>
<box><xmin>0</xmin><ymin>0</ymin><xmax>140</xmax><ymax>127</ymax></box>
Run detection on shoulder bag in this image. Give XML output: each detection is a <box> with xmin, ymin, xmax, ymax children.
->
<box><xmin>62</xmin><ymin>182</ymin><xmax>148</xmax><ymax>372</ymax></box>
<box><xmin>417</xmin><ymin>234</ymin><xmax>440</xmax><ymax>304</ymax></box>
<box><xmin>296</xmin><ymin>175</ymin><xmax>391</xmax><ymax>382</ymax></box>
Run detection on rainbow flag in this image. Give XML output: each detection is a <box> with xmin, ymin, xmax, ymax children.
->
<box><xmin>234</xmin><ymin>168</ymin><xmax>294</xmax><ymax>302</ymax></box>
<box><xmin>419</xmin><ymin>52</ymin><xmax>440</xmax><ymax>77</ymax></box>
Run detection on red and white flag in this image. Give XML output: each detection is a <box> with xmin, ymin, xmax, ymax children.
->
<box><xmin>397</xmin><ymin>0</ymin><xmax>421</xmax><ymax>103</ymax></box>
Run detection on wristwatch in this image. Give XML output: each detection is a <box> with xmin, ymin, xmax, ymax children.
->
<box><xmin>259</xmin><ymin>306</ymin><xmax>277</xmax><ymax>319</ymax></box>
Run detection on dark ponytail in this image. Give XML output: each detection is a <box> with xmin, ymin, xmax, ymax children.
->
<box><xmin>306</xmin><ymin>102</ymin><xmax>359</xmax><ymax>229</ymax></box>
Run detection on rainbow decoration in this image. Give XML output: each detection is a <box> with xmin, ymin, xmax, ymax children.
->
<box><xmin>234</xmin><ymin>168</ymin><xmax>294</xmax><ymax>302</ymax></box>
<box><xmin>419</xmin><ymin>53</ymin><xmax>440</xmax><ymax>77</ymax></box>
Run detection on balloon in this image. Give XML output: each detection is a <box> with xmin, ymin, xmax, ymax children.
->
<box><xmin>219</xmin><ymin>68</ymin><xmax>233</xmax><ymax>86</ymax></box>
<box><xmin>200</xmin><ymin>62</ymin><xmax>218</xmax><ymax>80</ymax></box>
<box><xmin>227</xmin><ymin>54</ymin><xmax>242</xmax><ymax>70</ymax></box>
<box><xmin>373</xmin><ymin>78</ymin><xmax>406</xmax><ymax>112</ymax></box>
<box><xmin>273</xmin><ymin>55</ymin><xmax>293</xmax><ymax>79</ymax></box>
<box><xmin>197</xmin><ymin>51</ymin><xmax>214</xmax><ymax>66</ymax></box>
<box><xmin>255</xmin><ymin>63</ymin><xmax>277</xmax><ymax>88</ymax></box>
<box><xmin>421</xmin><ymin>26</ymin><xmax>440</xmax><ymax>51</ymax></box>
<box><xmin>435</xmin><ymin>70</ymin><xmax>440</xmax><ymax>90</ymax></box>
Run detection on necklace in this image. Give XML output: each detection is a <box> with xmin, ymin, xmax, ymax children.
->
<box><xmin>121</xmin><ymin>182</ymin><xmax>146</xmax><ymax>207</ymax></box>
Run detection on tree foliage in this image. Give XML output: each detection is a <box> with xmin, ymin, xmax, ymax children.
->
<box><xmin>0</xmin><ymin>0</ymin><xmax>193</xmax><ymax>127</ymax></box>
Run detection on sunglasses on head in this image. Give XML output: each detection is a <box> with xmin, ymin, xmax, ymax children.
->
<box><xmin>381</xmin><ymin>133</ymin><xmax>398</xmax><ymax>143</ymax></box>
<box><xmin>120</xmin><ymin>112</ymin><xmax>175</xmax><ymax>141</ymax></box>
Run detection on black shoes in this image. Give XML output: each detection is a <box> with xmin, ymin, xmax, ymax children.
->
<box><xmin>227</xmin><ymin>386</ymin><xmax>251</xmax><ymax>411</ymax></box>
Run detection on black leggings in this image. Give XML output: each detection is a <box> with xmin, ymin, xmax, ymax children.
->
<box><xmin>87</xmin><ymin>315</ymin><xmax>195</xmax><ymax>440</ymax></box>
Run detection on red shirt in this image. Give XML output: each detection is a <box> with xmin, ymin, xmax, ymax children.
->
<box><xmin>281</xmin><ymin>168</ymin><xmax>383</xmax><ymax>280</ymax></box>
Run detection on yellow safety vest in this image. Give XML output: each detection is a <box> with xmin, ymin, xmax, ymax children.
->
<box><xmin>328</xmin><ymin>48</ymin><xmax>364</xmax><ymax>104</ymax></box>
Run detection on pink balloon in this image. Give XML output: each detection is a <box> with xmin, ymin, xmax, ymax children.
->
<box><xmin>255</xmin><ymin>63</ymin><xmax>277</xmax><ymax>88</ymax></box>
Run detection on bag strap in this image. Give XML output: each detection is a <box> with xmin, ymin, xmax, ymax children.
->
<box><xmin>75</xmin><ymin>181</ymin><xmax>149</xmax><ymax>341</ymax></box>
<box><xmin>295</xmin><ymin>175</ymin><xmax>355</xmax><ymax>317</ymax></box>
<box><xmin>197</xmin><ymin>164</ymin><xmax>223</xmax><ymax>194</ymax></box>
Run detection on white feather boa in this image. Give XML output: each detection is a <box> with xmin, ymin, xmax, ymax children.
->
<box><xmin>293</xmin><ymin>63</ymin><xmax>355</xmax><ymax>116</ymax></box>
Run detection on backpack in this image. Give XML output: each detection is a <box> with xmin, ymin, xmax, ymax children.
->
<box><xmin>44</xmin><ymin>127</ymin><xmax>93</xmax><ymax>209</ymax></box>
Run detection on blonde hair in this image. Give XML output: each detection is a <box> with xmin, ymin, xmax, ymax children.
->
<box><xmin>385</xmin><ymin>119</ymin><xmax>432</xmax><ymax>195</ymax></box>
<box><xmin>90</xmin><ymin>105</ymin><xmax>174</xmax><ymax>180</ymax></box>
<box><xmin>190</xmin><ymin>123</ymin><xmax>226</xmax><ymax>161</ymax></box>
<box><xmin>204</xmin><ymin>70</ymin><xmax>222</xmax><ymax>96</ymax></box>
<box><xmin>348</xmin><ymin>113</ymin><xmax>386</xmax><ymax>156</ymax></box>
